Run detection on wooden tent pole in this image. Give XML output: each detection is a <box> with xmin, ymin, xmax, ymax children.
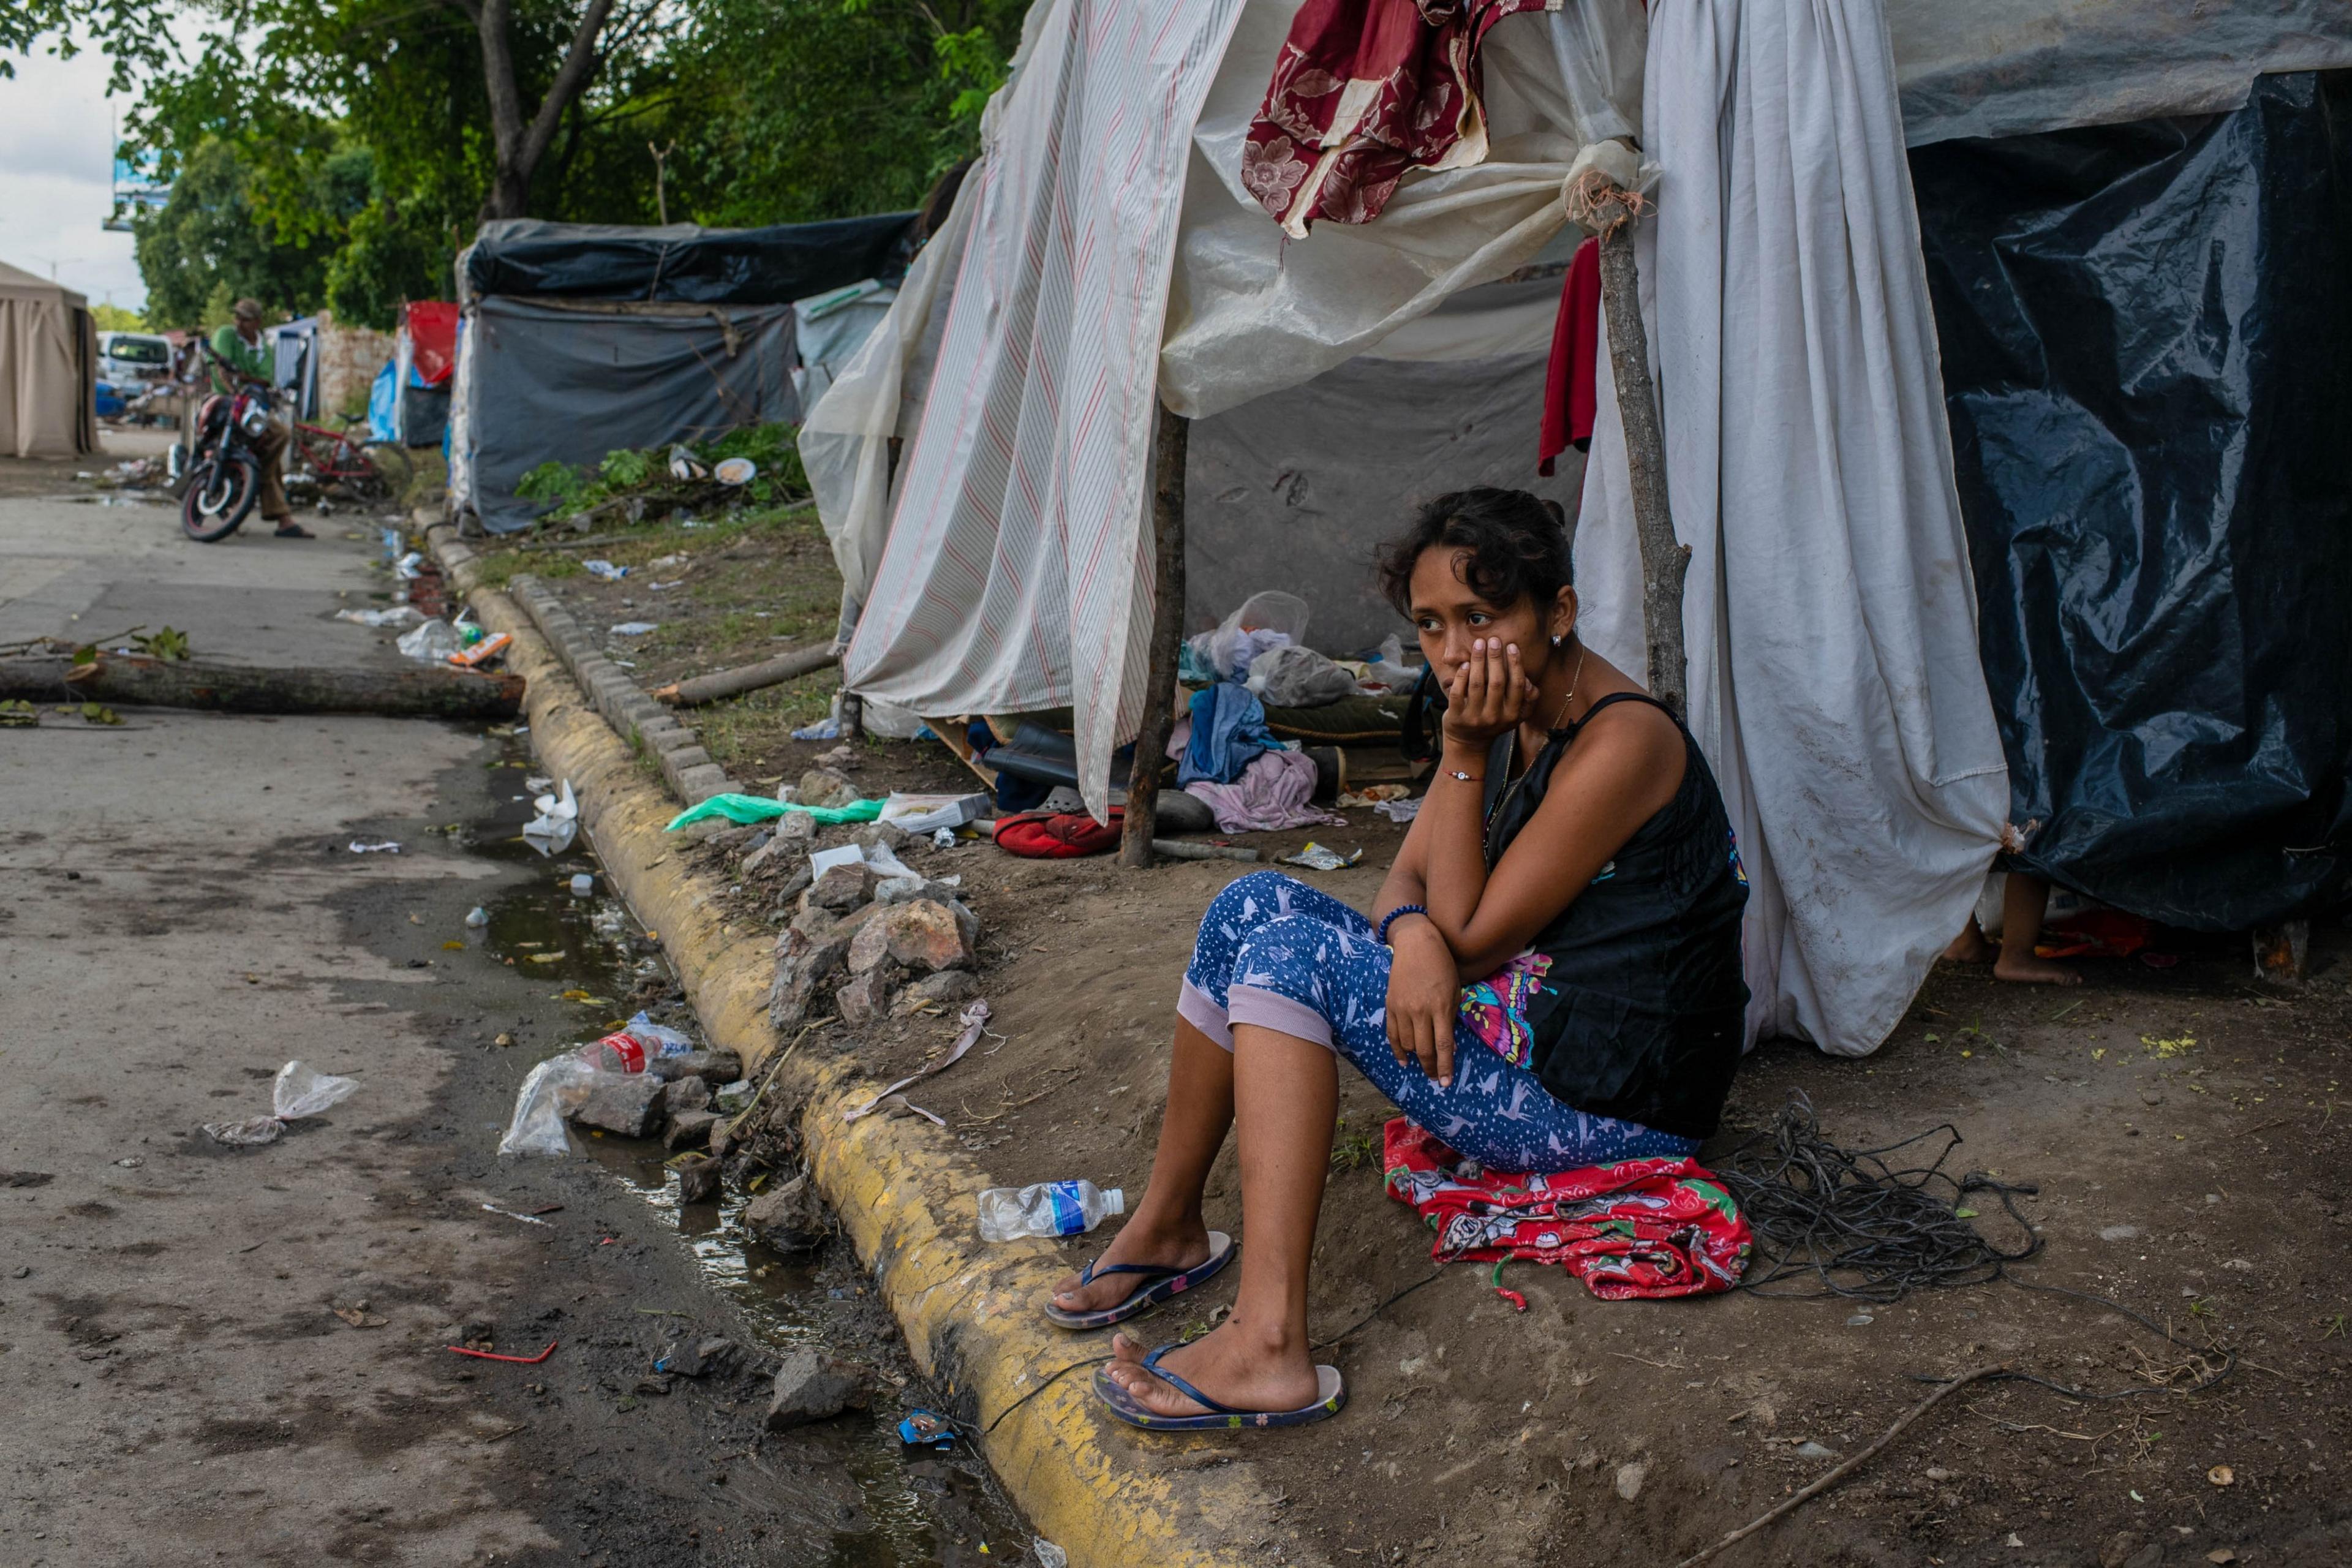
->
<box><xmin>1121</xmin><ymin>400</ymin><xmax>1190</xmax><ymax>867</ymax></box>
<box><xmin>1589</xmin><ymin>189</ymin><xmax>1691</xmax><ymax>717</ymax></box>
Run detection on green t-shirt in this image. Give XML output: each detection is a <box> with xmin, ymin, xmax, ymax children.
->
<box><xmin>208</xmin><ymin>324</ymin><xmax>271</xmax><ymax>394</ymax></box>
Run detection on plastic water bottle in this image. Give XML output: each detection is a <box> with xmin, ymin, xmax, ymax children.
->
<box><xmin>976</xmin><ymin>1181</ymin><xmax>1125</xmax><ymax>1242</ymax></box>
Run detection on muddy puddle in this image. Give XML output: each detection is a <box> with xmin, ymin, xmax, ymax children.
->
<box><xmin>463</xmin><ymin>744</ymin><xmax>1035</xmax><ymax>1566</ymax></box>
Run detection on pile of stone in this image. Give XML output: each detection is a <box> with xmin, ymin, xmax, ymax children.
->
<box><xmin>563</xmin><ymin>1045</ymin><xmax>743</xmax><ymax>1155</ymax></box>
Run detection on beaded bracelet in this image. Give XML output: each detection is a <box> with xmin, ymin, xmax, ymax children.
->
<box><xmin>1378</xmin><ymin>904</ymin><xmax>1428</xmax><ymax>945</ymax></box>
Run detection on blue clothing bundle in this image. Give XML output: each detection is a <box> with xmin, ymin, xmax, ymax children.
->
<box><xmin>1178</xmin><ymin>683</ymin><xmax>1276</xmax><ymax>786</ymax></box>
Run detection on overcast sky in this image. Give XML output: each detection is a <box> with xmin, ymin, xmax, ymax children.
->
<box><xmin>1</xmin><ymin>36</ymin><xmax>160</xmax><ymax>311</ymax></box>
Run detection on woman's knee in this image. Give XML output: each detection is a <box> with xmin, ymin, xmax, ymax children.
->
<box><xmin>1205</xmin><ymin>870</ymin><xmax>1310</xmax><ymax>927</ymax></box>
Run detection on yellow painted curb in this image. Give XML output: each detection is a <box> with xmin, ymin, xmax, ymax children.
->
<box><xmin>426</xmin><ymin>526</ymin><xmax>1301</xmax><ymax>1568</ymax></box>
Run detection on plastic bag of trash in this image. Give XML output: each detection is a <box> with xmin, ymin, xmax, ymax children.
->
<box><xmin>1245</xmin><ymin>643</ymin><xmax>1358</xmax><ymax>709</ymax></box>
<box><xmin>336</xmin><ymin>605</ymin><xmax>423</xmax><ymax>628</ymax></box>
<box><xmin>202</xmin><ymin>1060</ymin><xmax>361</xmax><ymax>1147</ymax></box>
<box><xmin>497</xmin><ymin>1053</ymin><xmax>601</xmax><ymax>1158</ymax></box>
<box><xmin>1191</xmin><ymin>591</ymin><xmax>1310</xmax><ymax>680</ymax></box>
<box><xmin>1357</xmin><ymin>633</ymin><xmax>1425</xmax><ymax>693</ymax></box>
<box><xmin>396</xmin><ymin>618</ymin><xmax>463</xmax><ymax>663</ymax></box>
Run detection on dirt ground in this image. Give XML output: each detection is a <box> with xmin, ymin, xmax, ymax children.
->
<box><xmin>685</xmin><ymin>767</ymin><xmax>2352</xmax><ymax>1568</ymax></box>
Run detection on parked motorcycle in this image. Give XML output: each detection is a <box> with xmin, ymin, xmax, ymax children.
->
<box><xmin>175</xmin><ymin>342</ymin><xmax>274</xmax><ymax>543</ymax></box>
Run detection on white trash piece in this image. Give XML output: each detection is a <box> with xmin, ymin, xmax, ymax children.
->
<box><xmin>464</xmin><ymin>906</ymin><xmax>489</xmax><ymax>927</ymax></box>
<box><xmin>609</xmin><ymin>621</ymin><xmax>658</xmax><ymax>637</ymax></box>
<box><xmin>569</xmin><ymin>873</ymin><xmax>594</xmax><ymax>895</ymax></box>
<box><xmin>497</xmin><ymin>1054</ymin><xmax>601</xmax><ymax>1158</ymax></box>
<box><xmin>335</xmin><ymin>605</ymin><xmax>423</xmax><ymax>628</ymax></box>
<box><xmin>202</xmin><ymin>1060</ymin><xmax>361</xmax><ymax>1147</ymax></box>
<box><xmin>977</xmin><ymin>1180</ymin><xmax>1125</xmax><ymax>1242</ymax></box>
<box><xmin>581</xmin><ymin>559</ymin><xmax>628</xmax><ymax>581</ymax></box>
<box><xmin>1191</xmin><ymin>590</ymin><xmax>1310</xmax><ymax>679</ymax></box>
<box><xmin>1033</xmin><ymin>1544</ymin><xmax>1068</xmax><ymax>1568</ymax></box>
<box><xmin>522</xmin><ymin>781</ymin><xmax>578</xmax><ymax>856</ymax></box>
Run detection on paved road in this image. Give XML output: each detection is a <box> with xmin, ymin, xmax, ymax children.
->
<box><xmin>0</xmin><ymin>477</ymin><xmax>1005</xmax><ymax>1566</ymax></box>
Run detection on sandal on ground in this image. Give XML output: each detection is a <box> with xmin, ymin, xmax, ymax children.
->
<box><xmin>1044</xmin><ymin>1231</ymin><xmax>1237</xmax><ymax>1330</ymax></box>
<box><xmin>1093</xmin><ymin>1344</ymin><xmax>1346</xmax><ymax>1431</ymax></box>
<box><xmin>272</xmin><ymin>521</ymin><xmax>314</xmax><ymax>538</ymax></box>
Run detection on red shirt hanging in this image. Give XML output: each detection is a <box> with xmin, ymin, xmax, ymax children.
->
<box><xmin>1537</xmin><ymin>237</ymin><xmax>1602</xmax><ymax>475</ymax></box>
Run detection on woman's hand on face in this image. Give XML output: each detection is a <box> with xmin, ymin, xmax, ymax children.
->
<box><xmin>1384</xmin><ymin>918</ymin><xmax>1459</xmax><ymax>1088</ymax></box>
<box><xmin>1438</xmin><ymin>636</ymin><xmax>1536</xmax><ymax>748</ymax></box>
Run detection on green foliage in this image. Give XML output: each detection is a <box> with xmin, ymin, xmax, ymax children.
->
<box><xmin>514</xmin><ymin>424</ymin><xmax>811</xmax><ymax>519</ymax></box>
<box><xmin>515</xmin><ymin>460</ymin><xmax>585</xmax><ymax>506</ymax></box>
<box><xmin>133</xmin><ymin>138</ymin><xmax>352</xmax><ymax>328</ymax></box>
<box><xmin>1</xmin><ymin>1</ymin><xmax>176</xmax><ymax>91</ymax></box>
<box><xmin>91</xmin><ymin>303</ymin><xmax>146</xmax><ymax>331</ymax></box>
<box><xmin>132</xmin><ymin>626</ymin><xmax>190</xmax><ymax>661</ymax></box>
<box><xmin>599</xmin><ymin>448</ymin><xmax>656</xmax><ymax>488</ymax></box>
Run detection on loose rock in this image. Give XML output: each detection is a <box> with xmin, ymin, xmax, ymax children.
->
<box><xmin>765</xmin><ymin>1348</ymin><xmax>869</xmax><ymax>1431</ymax></box>
<box><xmin>1615</xmin><ymin>1461</ymin><xmax>1648</xmax><ymax>1502</ymax></box>
<box><xmin>777</xmin><ymin>810</ymin><xmax>816</xmax><ymax>843</ymax></box>
<box><xmin>809</xmin><ymin>862</ymin><xmax>878</xmax><ymax>911</ymax></box>
<box><xmin>570</xmin><ymin>1074</ymin><xmax>666</xmax><ymax>1139</ymax></box>
<box><xmin>742</xmin><ymin>1172</ymin><xmax>830</xmax><ymax>1252</ymax></box>
<box><xmin>665</xmin><ymin>1108</ymin><xmax>720</xmax><ymax>1151</ymax></box>
<box><xmin>662</xmin><ymin>1077</ymin><xmax>713</xmax><ymax>1115</ymax></box>
<box><xmin>853</xmin><ymin>899</ymin><xmax>973</xmax><ymax>974</ymax></box>
<box><xmin>894</xmin><ymin>970</ymin><xmax>981</xmax><ymax>1012</ymax></box>
<box><xmin>835</xmin><ymin>965</ymin><xmax>898</xmax><ymax>1025</ymax></box>
<box><xmin>797</xmin><ymin>768</ymin><xmax>859</xmax><ymax>809</ymax></box>
<box><xmin>674</xmin><ymin>1152</ymin><xmax>722</xmax><ymax>1203</ymax></box>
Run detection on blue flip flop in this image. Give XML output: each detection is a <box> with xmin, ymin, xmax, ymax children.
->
<box><xmin>1044</xmin><ymin>1231</ymin><xmax>1237</xmax><ymax>1331</ymax></box>
<box><xmin>1093</xmin><ymin>1343</ymin><xmax>1346</xmax><ymax>1431</ymax></box>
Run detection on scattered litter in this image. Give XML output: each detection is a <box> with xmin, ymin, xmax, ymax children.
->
<box><xmin>845</xmin><ymin>1001</ymin><xmax>989</xmax><ymax>1123</ymax></box>
<box><xmin>2207</xmin><ymin>1464</ymin><xmax>2235</xmax><ymax>1487</ymax></box>
<box><xmin>523</xmin><ymin>781</ymin><xmax>579</xmax><ymax>856</ymax></box>
<box><xmin>609</xmin><ymin>621</ymin><xmax>658</xmax><ymax>637</ymax></box>
<box><xmin>2141</xmin><ymin>1032</ymin><xmax>2197</xmax><ymax>1058</ymax></box>
<box><xmin>335</xmin><ymin>605</ymin><xmax>423</xmax><ymax>628</ymax></box>
<box><xmin>348</xmin><ymin>840</ymin><xmax>401</xmax><ymax>854</ymax></box>
<box><xmin>1373</xmin><ymin>797</ymin><xmax>1422</xmax><ymax>823</ymax></box>
<box><xmin>393</xmin><ymin>550</ymin><xmax>425</xmax><ymax>580</ymax></box>
<box><xmin>663</xmin><ymin>792</ymin><xmax>883</xmax><ymax>830</ymax></box>
<box><xmin>1034</xmin><ymin>1543</ymin><xmax>1068</xmax><ymax>1568</ymax></box>
<box><xmin>1335</xmin><ymin>784</ymin><xmax>1412</xmax><ymax>807</ymax></box>
<box><xmin>791</xmin><ymin>717</ymin><xmax>843</xmax><ymax>741</ymax></box>
<box><xmin>201</xmin><ymin>1060</ymin><xmax>361</xmax><ymax>1147</ymax></box>
<box><xmin>976</xmin><ymin>1177</ymin><xmax>1124</xmax><ymax>1242</ymax></box>
<box><xmin>879</xmin><ymin>791</ymin><xmax>992</xmax><ymax>834</ymax></box>
<box><xmin>1795</xmin><ymin>1441</ymin><xmax>1839</xmax><ymax>1460</ymax></box>
<box><xmin>650</xmin><ymin>552</ymin><xmax>688</xmax><ymax>568</ymax></box>
<box><xmin>569</xmin><ymin>873</ymin><xmax>595</xmax><ymax>895</ymax></box>
<box><xmin>667</xmin><ymin>444</ymin><xmax>708</xmax><ymax>481</ymax></box>
<box><xmin>714</xmin><ymin>457</ymin><xmax>758</xmax><ymax>486</ymax></box>
<box><xmin>931</xmin><ymin>827</ymin><xmax>956</xmax><ymax>849</ymax></box>
<box><xmin>499</xmin><ymin>1014</ymin><xmax>694</xmax><ymax>1156</ymax></box>
<box><xmin>396</xmin><ymin>617</ymin><xmax>463</xmax><ymax>663</ymax></box>
<box><xmin>448</xmin><ymin>631</ymin><xmax>513</xmax><ymax>668</ymax></box>
<box><xmin>1280</xmin><ymin>842</ymin><xmax>1363</xmax><ymax>872</ymax></box>
<box><xmin>466</xmin><ymin>907</ymin><xmax>489</xmax><ymax>927</ymax></box>
<box><xmin>334</xmin><ymin>1305</ymin><xmax>389</xmax><ymax>1328</ymax></box>
<box><xmin>581</xmin><ymin>559</ymin><xmax>629</xmax><ymax>581</ymax></box>
<box><xmin>481</xmin><ymin>1202</ymin><xmax>551</xmax><ymax>1227</ymax></box>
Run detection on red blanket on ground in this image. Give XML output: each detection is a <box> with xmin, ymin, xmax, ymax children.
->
<box><xmin>1382</xmin><ymin>1118</ymin><xmax>1751</xmax><ymax>1299</ymax></box>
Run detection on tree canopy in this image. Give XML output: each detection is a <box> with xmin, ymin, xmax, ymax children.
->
<box><xmin>94</xmin><ymin>0</ymin><xmax>1030</xmax><ymax>330</ymax></box>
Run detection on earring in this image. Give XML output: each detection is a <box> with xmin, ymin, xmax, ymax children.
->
<box><xmin>1550</xmin><ymin>634</ymin><xmax>1564</xmax><ymax>647</ymax></box>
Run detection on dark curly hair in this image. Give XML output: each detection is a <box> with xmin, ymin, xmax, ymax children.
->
<box><xmin>1375</xmin><ymin>486</ymin><xmax>1573</xmax><ymax>617</ymax></box>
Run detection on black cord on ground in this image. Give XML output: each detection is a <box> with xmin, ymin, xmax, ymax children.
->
<box><xmin>1313</xmin><ymin>1270</ymin><xmax>1446</xmax><ymax>1350</ymax></box>
<box><xmin>984</xmin><ymin>1355</ymin><xmax>1112</xmax><ymax>1434</ymax></box>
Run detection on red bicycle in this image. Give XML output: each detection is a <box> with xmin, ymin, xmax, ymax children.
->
<box><xmin>289</xmin><ymin>415</ymin><xmax>386</xmax><ymax>499</ymax></box>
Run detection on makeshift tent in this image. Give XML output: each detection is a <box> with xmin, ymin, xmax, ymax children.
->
<box><xmin>805</xmin><ymin>0</ymin><xmax>2352</xmax><ymax>1055</ymax></box>
<box><xmin>0</xmin><ymin>260</ymin><xmax>96</xmax><ymax>458</ymax></box>
<box><xmin>449</xmin><ymin>216</ymin><xmax>918</xmax><ymax>532</ymax></box>
<box><xmin>1914</xmin><ymin>70</ymin><xmax>2352</xmax><ymax>932</ymax></box>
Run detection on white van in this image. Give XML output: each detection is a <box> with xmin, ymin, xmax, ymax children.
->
<box><xmin>98</xmin><ymin>331</ymin><xmax>175</xmax><ymax>389</ymax></box>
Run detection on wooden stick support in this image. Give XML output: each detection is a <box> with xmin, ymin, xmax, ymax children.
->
<box><xmin>0</xmin><ymin>653</ymin><xmax>525</xmax><ymax>721</ymax></box>
<box><xmin>1593</xmin><ymin>194</ymin><xmax>1691</xmax><ymax>718</ymax></box>
<box><xmin>1121</xmin><ymin>401</ymin><xmax>1189</xmax><ymax>868</ymax></box>
<box><xmin>652</xmin><ymin>645</ymin><xmax>838</xmax><ymax>707</ymax></box>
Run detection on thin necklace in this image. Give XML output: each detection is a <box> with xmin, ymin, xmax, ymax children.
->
<box><xmin>1549</xmin><ymin>642</ymin><xmax>1588</xmax><ymax>731</ymax></box>
<box><xmin>1484</xmin><ymin>641</ymin><xmax>1588</xmax><ymax>856</ymax></box>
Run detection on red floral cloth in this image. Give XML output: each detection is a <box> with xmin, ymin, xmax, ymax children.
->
<box><xmin>1537</xmin><ymin>237</ymin><xmax>1602</xmax><ymax>475</ymax></box>
<box><xmin>1243</xmin><ymin>0</ymin><xmax>1552</xmax><ymax>238</ymax></box>
<box><xmin>1382</xmin><ymin>1117</ymin><xmax>1751</xmax><ymax>1299</ymax></box>
<box><xmin>993</xmin><ymin>807</ymin><xmax>1123</xmax><ymax>859</ymax></box>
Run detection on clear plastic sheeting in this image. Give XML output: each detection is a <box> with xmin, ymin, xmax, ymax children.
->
<box><xmin>1574</xmin><ymin>0</ymin><xmax>2011</xmax><ymax>1058</ymax></box>
<box><xmin>1888</xmin><ymin>0</ymin><xmax>2352</xmax><ymax>148</ymax></box>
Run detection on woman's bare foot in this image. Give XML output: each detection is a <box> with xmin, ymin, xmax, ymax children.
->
<box><xmin>1101</xmin><ymin>1325</ymin><xmax>1319</xmax><ymax>1417</ymax></box>
<box><xmin>1993</xmin><ymin>950</ymin><xmax>2082</xmax><ymax>986</ymax></box>
<box><xmin>1943</xmin><ymin>923</ymin><xmax>1997</xmax><ymax>963</ymax></box>
<box><xmin>1049</xmin><ymin>1212</ymin><xmax>1213</xmax><ymax>1317</ymax></box>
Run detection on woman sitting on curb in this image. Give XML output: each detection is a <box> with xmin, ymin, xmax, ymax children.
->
<box><xmin>1050</xmin><ymin>486</ymin><xmax>1752</xmax><ymax>1430</ymax></box>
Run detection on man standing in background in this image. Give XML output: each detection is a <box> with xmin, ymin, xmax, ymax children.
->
<box><xmin>208</xmin><ymin>298</ymin><xmax>310</xmax><ymax>538</ymax></box>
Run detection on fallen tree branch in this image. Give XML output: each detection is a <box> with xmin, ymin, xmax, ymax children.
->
<box><xmin>1670</xmin><ymin>1364</ymin><xmax>2010</xmax><ymax>1568</ymax></box>
<box><xmin>652</xmin><ymin>645</ymin><xmax>838</xmax><ymax>707</ymax></box>
<box><xmin>0</xmin><ymin>654</ymin><xmax>524</xmax><ymax>721</ymax></box>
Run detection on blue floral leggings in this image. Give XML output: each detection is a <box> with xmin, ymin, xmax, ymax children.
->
<box><xmin>1177</xmin><ymin>872</ymin><xmax>1696</xmax><ymax>1172</ymax></box>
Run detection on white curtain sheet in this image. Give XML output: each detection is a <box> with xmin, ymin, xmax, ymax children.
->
<box><xmin>1574</xmin><ymin>0</ymin><xmax>2010</xmax><ymax>1057</ymax></box>
<box><xmin>839</xmin><ymin>0</ymin><xmax>1250</xmax><ymax>819</ymax></box>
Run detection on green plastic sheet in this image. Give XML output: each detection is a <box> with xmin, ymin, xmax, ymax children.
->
<box><xmin>663</xmin><ymin>794</ymin><xmax>884</xmax><ymax>831</ymax></box>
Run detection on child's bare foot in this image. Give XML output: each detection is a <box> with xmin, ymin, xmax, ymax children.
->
<box><xmin>1943</xmin><ymin>924</ymin><xmax>1997</xmax><ymax>963</ymax></box>
<box><xmin>1101</xmin><ymin>1325</ymin><xmax>1318</xmax><ymax>1418</ymax></box>
<box><xmin>1993</xmin><ymin>951</ymin><xmax>2081</xmax><ymax>986</ymax></box>
<box><xmin>1049</xmin><ymin>1214</ymin><xmax>1212</xmax><ymax>1317</ymax></box>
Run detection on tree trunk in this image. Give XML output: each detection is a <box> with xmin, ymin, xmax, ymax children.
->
<box><xmin>652</xmin><ymin>646</ymin><xmax>839</xmax><ymax>708</ymax></box>
<box><xmin>1120</xmin><ymin>401</ymin><xmax>1190</xmax><ymax>868</ymax></box>
<box><xmin>1593</xmin><ymin>199</ymin><xmax>1691</xmax><ymax>718</ymax></box>
<box><xmin>1</xmin><ymin>655</ymin><xmax>525</xmax><ymax>720</ymax></box>
<box><xmin>472</xmin><ymin>0</ymin><xmax>620</xmax><ymax>222</ymax></box>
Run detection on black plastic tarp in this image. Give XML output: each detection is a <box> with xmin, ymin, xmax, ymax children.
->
<box><xmin>1913</xmin><ymin>71</ymin><xmax>2352</xmax><ymax>929</ymax></box>
<box><xmin>462</xmin><ymin>298</ymin><xmax>799</xmax><ymax>533</ymax></box>
<box><xmin>461</xmin><ymin>214</ymin><xmax>919</xmax><ymax>306</ymax></box>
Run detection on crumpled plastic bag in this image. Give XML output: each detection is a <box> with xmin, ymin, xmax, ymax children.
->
<box><xmin>522</xmin><ymin>780</ymin><xmax>578</xmax><ymax>855</ymax></box>
<box><xmin>1189</xmin><ymin>591</ymin><xmax>1310</xmax><ymax>680</ymax></box>
<box><xmin>202</xmin><ymin>1060</ymin><xmax>361</xmax><ymax>1147</ymax></box>
<box><xmin>1245</xmin><ymin>643</ymin><xmax>1359</xmax><ymax>709</ymax></box>
<box><xmin>1357</xmin><ymin>633</ymin><xmax>1425</xmax><ymax>693</ymax></box>
<box><xmin>498</xmin><ymin>1054</ymin><xmax>602</xmax><ymax>1158</ymax></box>
<box><xmin>396</xmin><ymin>618</ymin><xmax>462</xmax><ymax>663</ymax></box>
<box><xmin>663</xmin><ymin>793</ymin><xmax>883</xmax><ymax>831</ymax></box>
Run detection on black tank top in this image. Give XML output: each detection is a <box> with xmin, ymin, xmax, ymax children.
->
<box><xmin>1480</xmin><ymin>692</ymin><xmax>1749</xmax><ymax>1140</ymax></box>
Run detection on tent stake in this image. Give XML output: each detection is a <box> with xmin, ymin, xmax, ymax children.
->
<box><xmin>1592</xmin><ymin>192</ymin><xmax>1691</xmax><ymax>717</ymax></box>
<box><xmin>1121</xmin><ymin>401</ymin><xmax>1190</xmax><ymax>868</ymax></box>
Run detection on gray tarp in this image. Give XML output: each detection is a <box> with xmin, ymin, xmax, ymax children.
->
<box><xmin>461</xmin><ymin>297</ymin><xmax>799</xmax><ymax>533</ymax></box>
<box><xmin>1185</xmin><ymin>346</ymin><xmax>1582</xmax><ymax>655</ymax></box>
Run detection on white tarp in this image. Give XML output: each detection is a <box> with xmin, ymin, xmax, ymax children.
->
<box><xmin>1574</xmin><ymin>0</ymin><xmax>2011</xmax><ymax>1056</ymax></box>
